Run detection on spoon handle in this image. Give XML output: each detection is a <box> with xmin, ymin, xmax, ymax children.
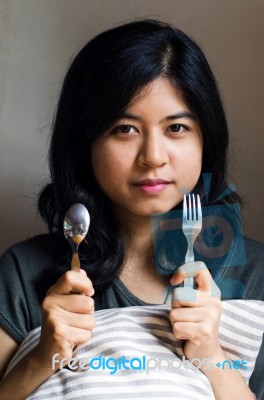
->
<box><xmin>71</xmin><ymin>253</ymin><xmax>80</xmax><ymax>272</ymax></box>
<box><xmin>70</xmin><ymin>254</ymin><xmax>84</xmax><ymax>294</ymax></box>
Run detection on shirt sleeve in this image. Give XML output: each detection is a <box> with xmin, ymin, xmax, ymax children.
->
<box><xmin>0</xmin><ymin>234</ymin><xmax>65</xmax><ymax>343</ymax></box>
<box><xmin>0</xmin><ymin>247</ymin><xmax>30</xmax><ymax>342</ymax></box>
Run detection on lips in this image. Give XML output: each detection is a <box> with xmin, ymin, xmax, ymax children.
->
<box><xmin>133</xmin><ymin>179</ymin><xmax>171</xmax><ymax>186</ymax></box>
<box><xmin>133</xmin><ymin>179</ymin><xmax>172</xmax><ymax>193</ymax></box>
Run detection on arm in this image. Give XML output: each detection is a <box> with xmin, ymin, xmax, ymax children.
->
<box><xmin>169</xmin><ymin>261</ymin><xmax>256</xmax><ymax>400</ymax></box>
<box><xmin>0</xmin><ymin>327</ymin><xmax>19</xmax><ymax>380</ymax></box>
<box><xmin>200</xmin><ymin>346</ymin><xmax>256</xmax><ymax>400</ymax></box>
<box><xmin>0</xmin><ymin>269</ymin><xmax>95</xmax><ymax>400</ymax></box>
<box><xmin>0</xmin><ymin>345</ymin><xmax>56</xmax><ymax>400</ymax></box>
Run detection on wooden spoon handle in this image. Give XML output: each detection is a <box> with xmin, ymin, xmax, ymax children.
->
<box><xmin>71</xmin><ymin>252</ymin><xmax>80</xmax><ymax>272</ymax></box>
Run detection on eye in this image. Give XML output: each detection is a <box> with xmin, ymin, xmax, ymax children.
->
<box><xmin>167</xmin><ymin>124</ymin><xmax>188</xmax><ymax>134</ymax></box>
<box><xmin>110</xmin><ymin>124</ymin><xmax>138</xmax><ymax>135</ymax></box>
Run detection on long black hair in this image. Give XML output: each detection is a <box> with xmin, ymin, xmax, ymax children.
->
<box><xmin>38</xmin><ymin>19</ymin><xmax>240</xmax><ymax>290</ymax></box>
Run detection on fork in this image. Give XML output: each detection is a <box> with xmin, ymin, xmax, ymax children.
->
<box><xmin>181</xmin><ymin>194</ymin><xmax>202</xmax><ymax>288</ymax></box>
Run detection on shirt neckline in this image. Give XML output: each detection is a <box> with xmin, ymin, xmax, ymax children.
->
<box><xmin>114</xmin><ymin>276</ymin><xmax>169</xmax><ymax>306</ymax></box>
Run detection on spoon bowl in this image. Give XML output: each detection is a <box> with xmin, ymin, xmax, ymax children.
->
<box><xmin>63</xmin><ymin>203</ymin><xmax>90</xmax><ymax>271</ymax></box>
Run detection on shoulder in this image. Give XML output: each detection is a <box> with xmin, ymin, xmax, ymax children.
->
<box><xmin>219</xmin><ymin>236</ymin><xmax>264</xmax><ymax>300</ymax></box>
<box><xmin>0</xmin><ymin>234</ymin><xmax>58</xmax><ymax>342</ymax></box>
<box><xmin>0</xmin><ymin>233</ymin><xmax>57</xmax><ymax>269</ymax></box>
<box><xmin>0</xmin><ymin>233</ymin><xmax>64</xmax><ymax>298</ymax></box>
<box><xmin>244</xmin><ymin>236</ymin><xmax>264</xmax><ymax>261</ymax></box>
<box><xmin>1</xmin><ymin>233</ymin><xmax>54</xmax><ymax>257</ymax></box>
<box><xmin>243</xmin><ymin>236</ymin><xmax>264</xmax><ymax>280</ymax></box>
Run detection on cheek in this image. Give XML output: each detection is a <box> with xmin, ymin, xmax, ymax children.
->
<box><xmin>91</xmin><ymin>145</ymin><xmax>130</xmax><ymax>186</ymax></box>
<box><xmin>172</xmin><ymin>141</ymin><xmax>202</xmax><ymax>167</ymax></box>
<box><xmin>170</xmin><ymin>141</ymin><xmax>203</xmax><ymax>188</ymax></box>
<box><xmin>91</xmin><ymin>145</ymin><xmax>108</xmax><ymax>183</ymax></box>
<box><xmin>187</xmin><ymin>147</ymin><xmax>203</xmax><ymax>177</ymax></box>
<box><xmin>186</xmin><ymin>138</ymin><xmax>203</xmax><ymax>169</ymax></box>
<box><xmin>92</xmin><ymin>154</ymin><xmax>113</xmax><ymax>184</ymax></box>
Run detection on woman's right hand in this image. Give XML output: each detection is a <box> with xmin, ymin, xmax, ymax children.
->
<box><xmin>34</xmin><ymin>269</ymin><xmax>95</xmax><ymax>370</ymax></box>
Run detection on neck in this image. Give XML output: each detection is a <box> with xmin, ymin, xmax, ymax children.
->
<box><xmin>112</xmin><ymin>206</ymin><xmax>171</xmax><ymax>303</ymax></box>
<box><xmin>114</xmin><ymin>209</ymin><xmax>157</xmax><ymax>279</ymax></box>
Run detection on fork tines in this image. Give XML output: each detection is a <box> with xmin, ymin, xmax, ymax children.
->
<box><xmin>183</xmin><ymin>194</ymin><xmax>202</xmax><ymax>221</ymax></box>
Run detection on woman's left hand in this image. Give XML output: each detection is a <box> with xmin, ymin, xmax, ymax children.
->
<box><xmin>169</xmin><ymin>261</ymin><xmax>223</xmax><ymax>362</ymax></box>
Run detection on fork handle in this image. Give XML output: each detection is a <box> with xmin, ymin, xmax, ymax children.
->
<box><xmin>184</xmin><ymin>254</ymin><xmax>195</xmax><ymax>288</ymax></box>
<box><xmin>183</xmin><ymin>277</ymin><xmax>194</xmax><ymax>288</ymax></box>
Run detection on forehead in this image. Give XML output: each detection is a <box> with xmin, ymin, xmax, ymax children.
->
<box><xmin>127</xmin><ymin>77</ymin><xmax>189</xmax><ymax>112</ymax></box>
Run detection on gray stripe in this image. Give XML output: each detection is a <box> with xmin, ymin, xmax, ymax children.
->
<box><xmin>222</xmin><ymin>308</ymin><xmax>264</xmax><ymax>330</ymax></box>
<box><xmin>219</xmin><ymin>332</ymin><xmax>261</xmax><ymax>351</ymax></box>
<box><xmin>80</xmin><ymin>337</ymin><xmax>181</xmax><ymax>356</ymax></box>
<box><xmin>96</xmin><ymin>307</ymin><xmax>169</xmax><ymax>316</ymax></box>
<box><xmin>221</xmin><ymin>345</ymin><xmax>257</xmax><ymax>362</ymax></box>
<box><xmin>5</xmin><ymin>334</ymin><xmax>40</xmax><ymax>374</ymax></box>
<box><xmin>96</xmin><ymin>310</ymin><xmax>169</xmax><ymax>323</ymax></box>
<box><xmin>16</xmin><ymin>334</ymin><xmax>39</xmax><ymax>357</ymax></box>
<box><xmin>87</xmin><ymin>324</ymin><xmax>175</xmax><ymax>342</ymax></box>
<box><xmin>220</xmin><ymin>320</ymin><xmax>263</xmax><ymax>340</ymax></box>
<box><xmin>224</xmin><ymin>301</ymin><xmax>264</xmax><ymax>318</ymax></box>
<box><xmin>30</xmin><ymin>390</ymin><xmax>204</xmax><ymax>400</ymax></box>
<box><xmin>88</xmin><ymin>323</ymin><xmax>174</xmax><ymax>340</ymax></box>
<box><xmin>96</xmin><ymin>318</ymin><xmax>172</xmax><ymax>335</ymax></box>
<box><xmin>77</xmin><ymin>344</ymin><xmax>180</xmax><ymax>360</ymax></box>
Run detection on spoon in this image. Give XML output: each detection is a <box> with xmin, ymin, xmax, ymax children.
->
<box><xmin>63</xmin><ymin>203</ymin><xmax>90</xmax><ymax>272</ymax></box>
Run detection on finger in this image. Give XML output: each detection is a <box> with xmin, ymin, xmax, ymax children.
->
<box><xmin>169</xmin><ymin>307</ymin><xmax>205</xmax><ymax>323</ymax></box>
<box><xmin>172</xmin><ymin>287</ymin><xmax>200</xmax><ymax>307</ymax></box>
<box><xmin>170</xmin><ymin>261</ymin><xmax>208</xmax><ymax>284</ymax></box>
<box><xmin>172</xmin><ymin>321</ymin><xmax>201</xmax><ymax>343</ymax></box>
<box><xmin>76</xmin><ymin>269</ymin><xmax>90</xmax><ymax>296</ymax></box>
<box><xmin>44</xmin><ymin>293</ymin><xmax>94</xmax><ymax>314</ymax></box>
<box><xmin>59</xmin><ymin>312</ymin><xmax>96</xmax><ymax>331</ymax></box>
<box><xmin>171</xmin><ymin>286</ymin><xmax>221</xmax><ymax>307</ymax></box>
<box><xmin>47</xmin><ymin>270</ymin><xmax>94</xmax><ymax>297</ymax></box>
<box><xmin>196</xmin><ymin>273</ymin><xmax>221</xmax><ymax>297</ymax></box>
<box><xmin>58</xmin><ymin>325</ymin><xmax>94</xmax><ymax>347</ymax></box>
<box><xmin>170</xmin><ymin>261</ymin><xmax>221</xmax><ymax>297</ymax></box>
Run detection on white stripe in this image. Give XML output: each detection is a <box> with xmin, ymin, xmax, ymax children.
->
<box><xmin>219</xmin><ymin>326</ymin><xmax>262</xmax><ymax>347</ymax></box>
<box><xmin>77</xmin><ymin>343</ymin><xmax>177</xmax><ymax>358</ymax></box>
<box><xmin>222</xmin><ymin>302</ymin><xmax>264</xmax><ymax>325</ymax></box>
<box><xmin>220</xmin><ymin>313</ymin><xmax>263</xmax><ymax>335</ymax></box>
<box><xmin>88</xmin><ymin>328</ymin><xmax>177</xmax><ymax>344</ymax></box>
<box><xmin>33</xmin><ymin>370</ymin><xmax>211</xmax><ymax>388</ymax></box>
<box><xmin>225</xmin><ymin>300</ymin><xmax>264</xmax><ymax>313</ymax></box>
<box><xmin>220</xmin><ymin>338</ymin><xmax>259</xmax><ymax>358</ymax></box>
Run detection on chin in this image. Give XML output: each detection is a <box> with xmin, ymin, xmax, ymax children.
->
<box><xmin>133</xmin><ymin>204</ymin><xmax>177</xmax><ymax>217</ymax></box>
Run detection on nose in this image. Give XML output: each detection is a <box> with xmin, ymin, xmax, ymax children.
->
<box><xmin>136</xmin><ymin>133</ymin><xmax>169</xmax><ymax>168</ymax></box>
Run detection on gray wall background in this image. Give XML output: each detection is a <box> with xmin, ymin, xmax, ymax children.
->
<box><xmin>0</xmin><ymin>0</ymin><xmax>264</xmax><ymax>251</ymax></box>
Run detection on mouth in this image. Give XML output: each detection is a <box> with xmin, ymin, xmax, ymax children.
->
<box><xmin>133</xmin><ymin>179</ymin><xmax>172</xmax><ymax>193</ymax></box>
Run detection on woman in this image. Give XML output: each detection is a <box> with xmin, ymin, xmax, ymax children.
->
<box><xmin>0</xmin><ymin>19</ymin><xmax>262</xmax><ymax>399</ymax></box>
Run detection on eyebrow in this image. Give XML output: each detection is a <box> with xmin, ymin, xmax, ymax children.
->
<box><xmin>118</xmin><ymin>111</ymin><xmax>196</xmax><ymax>122</ymax></box>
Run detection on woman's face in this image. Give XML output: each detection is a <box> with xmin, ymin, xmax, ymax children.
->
<box><xmin>91</xmin><ymin>77</ymin><xmax>203</xmax><ymax>219</ymax></box>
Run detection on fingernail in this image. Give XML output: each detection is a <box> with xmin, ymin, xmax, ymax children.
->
<box><xmin>170</xmin><ymin>276</ymin><xmax>179</xmax><ymax>285</ymax></box>
<box><xmin>80</xmin><ymin>269</ymin><xmax>87</xmax><ymax>276</ymax></box>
